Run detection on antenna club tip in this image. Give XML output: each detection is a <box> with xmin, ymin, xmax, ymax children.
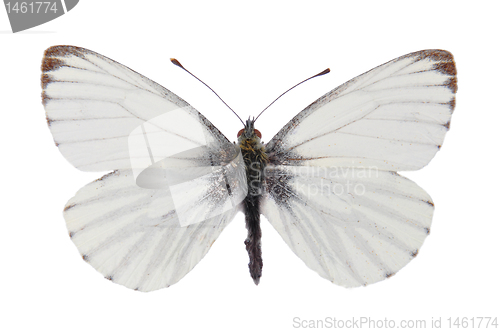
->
<box><xmin>170</xmin><ymin>58</ymin><xmax>184</xmax><ymax>68</ymax></box>
<box><xmin>318</xmin><ymin>68</ymin><xmax>330</xmax><ymax>76</ymax></box>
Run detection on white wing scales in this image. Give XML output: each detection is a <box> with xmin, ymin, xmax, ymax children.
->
<box><xmin>266</xmin><ymin>50</ymin><xmax>456</xmax><ymax>171</ymax></box>
<box><xmin>42</xmin><ymin>46</ymin><xmax>232</xmax><ymax>171</ymax></box>
<box><xmin>65</xmin><ymin>170</ymin><xmax>238</xmax><ymax>292</ymax></box>
<box><xmin>264</xmin><ymin>50</ymin><xmax>456</xmax><ymax>286</ymax></box>
<box><xmin>262</xmin><ymin>167</ymin><xmax>433</xmax><ymax>287</ymax></box>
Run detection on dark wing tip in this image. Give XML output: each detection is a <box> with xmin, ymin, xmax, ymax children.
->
<box><xmin>446</xmin><ymin>77</ymin><xmax>458</xmax><ymax>94</ymax></box>
<box><xmin>40</xmin><ymin>73</ymin><xmax>52</xmax><ymax>89</ymax></box>
<box><xmin>434</xmin><ymin>60</ymin><xmax>457</xmax><ymax>76</ymax></box>
<box><xmin>41</xmin><ymin>91</ymin><xmax>50</xmax><ymax>106</ymax></box>
<box><xmin>41</xmin><ymin>57</ymin><xmax>65</xmax><ymax>73</ymax></box>
<box><xmin>43</xmin><ymin>45</ymin><xmax>85</xmax><ymax>58</ymax></box>
<box><xmin>410</xmin><ymin>49</ymin><xmax>455</xmax><ymax>63</ymax></box>
<box><xmin>407</xmin><ymin>49</ymin><xmax>457</xmax><ymax>77</ymax></box>
<box><xmin>414</xmin><ymin>50</ymin><xmax>458</xmax><ymax>107</ymax></box>
<box><xmin>449</xmin><ymin>96</ymin><xmax>456</xmax><ymax>112</ymax></box>
<box><xmin>42</xmin><ymin>45</ymin><xmax>89</xmax><ymax>73</ymax></box>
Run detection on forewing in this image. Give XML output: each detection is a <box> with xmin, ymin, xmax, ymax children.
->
<box><xmin>41</xmin><ymin>45</ymin><xmax>233</xmax><ymax>171</ymax></box>
<box><xmin>262</xmin><ymin>166</ymin><xmax>433</xmax><ymax>287</ymax></box>
<box><xmin>65</xmin><ymin>169</ymin><xmax>239</xmax><ymax>291</ymax></box>
<box><xmin>266</xmin><ymin>50</ymin><xmax>457</xmax><ymax>171</ymax></box>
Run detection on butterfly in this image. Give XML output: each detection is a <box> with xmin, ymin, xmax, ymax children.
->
<box><xmin>41</xmin><ymin>46</ymin><xmax>457</xmax><ymax>291</ymax></box>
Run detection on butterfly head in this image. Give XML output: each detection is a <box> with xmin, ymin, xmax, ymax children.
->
<box><xmin>237</xmin><ymin>118</ymin><xmax>261</xmax><ymax>141</ymax></box>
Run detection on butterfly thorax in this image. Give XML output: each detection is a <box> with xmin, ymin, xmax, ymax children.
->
<box><xmin>237</xmin><ymin>119</ymin><xmax>268</xmax><ymax>284</ymax></box>
<box><xmin>238</xmin><ymin>135</ymin><xmax>268</xmax><ymax>197</ymax></box>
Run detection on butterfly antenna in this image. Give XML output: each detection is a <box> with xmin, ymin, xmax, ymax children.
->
<box><xmin>171</xmin><ymin>58</ymin><xmax>245</xmax><ymax>126</ymax></box>
<box><xmin>254</xmin><ymin>68</ymin><xmax>330</xmax><ymax>122</ymax></box>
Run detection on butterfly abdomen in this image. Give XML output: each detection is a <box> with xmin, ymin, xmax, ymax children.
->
<box><xmin>240</xmin><ymin>135</ymin><xmax>268</xmax><ymax>285</ymax></box>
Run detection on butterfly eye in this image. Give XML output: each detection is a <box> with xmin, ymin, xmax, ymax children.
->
<box><xmin>237</xmin><ymin>129</ymin><xmax>261</xmax><ymax>138</ymax></box>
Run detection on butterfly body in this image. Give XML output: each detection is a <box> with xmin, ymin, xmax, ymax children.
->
<box><xmin>238</xmin><ymin>119</ymin><xmax>268</xmax><ymax>284</ymax></box>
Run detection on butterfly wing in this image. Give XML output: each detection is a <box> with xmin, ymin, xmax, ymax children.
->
<box><xmin>42</xmin><ymin>46</ymin><xmax>245</xmax><ymax>291</ymax></box>
<box><xmin>65</xmin><ymin>169</ymin><xmax>239</xmax><ymax>291</ymax></box>
<box><xmin>42</xmin><ymin>45</ymin><xmax>232</xmax><ymax>172</ymax></box>
<box><xmin>64</xmin><ymin>170</ymin><xmax>237</xmax><ymax>291</ymax></box>
<box><xmin>266</xmin><ymin>50</ymin><xmax>456</xmax><ymax>171</ymax></box>
<box><xmin>263</xmin><ymin>50</ymin><xmax>456</xmax><ymax>286</ymax></box>
<box><xmin>262</xmin><ymin>166</ymin><xmax>432</xmax><ymax>287</ymax></box>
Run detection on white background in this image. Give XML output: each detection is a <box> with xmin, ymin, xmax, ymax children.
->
<box><xmin>1</xmin><ymin>1</ymin><xmax>499</xmax><ymax>331</ymax></box>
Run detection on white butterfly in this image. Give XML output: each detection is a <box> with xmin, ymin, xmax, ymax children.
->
<box><xmin>42</xmin><ymin>46</ymin><xmax>457</xmax><ymax>291</ymax></box>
